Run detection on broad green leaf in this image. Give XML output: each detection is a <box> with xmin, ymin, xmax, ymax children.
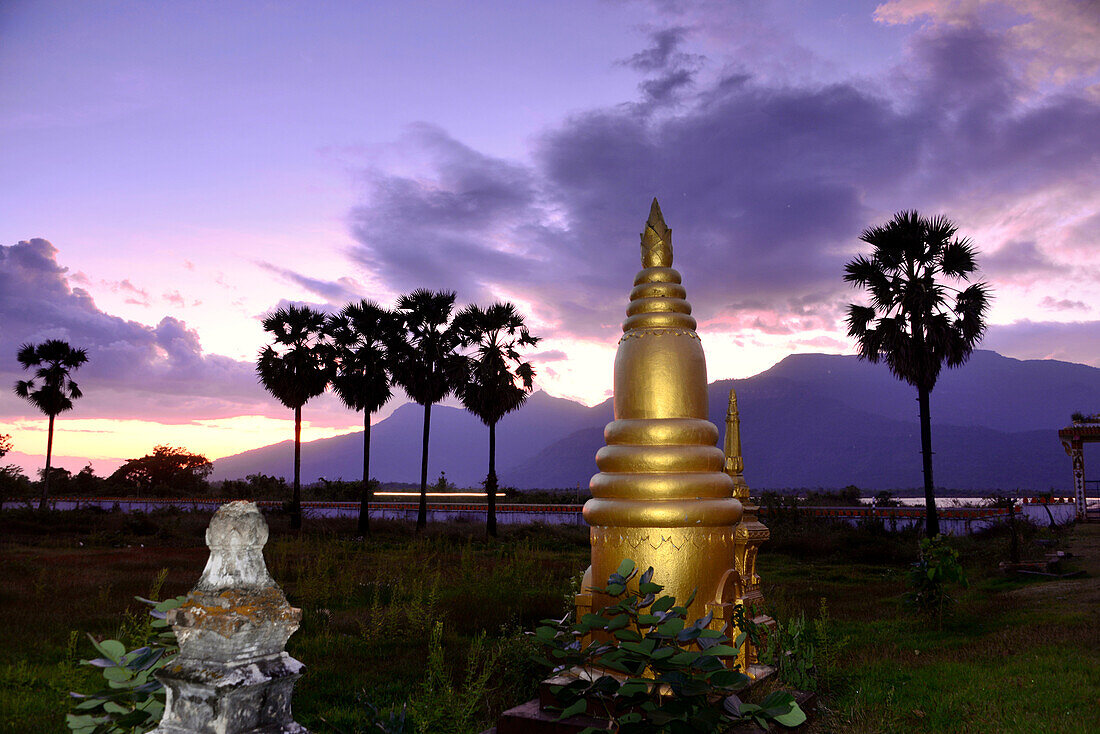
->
<box><xmin>650</xmin><ymin>647</ymin><xmax>675</xmax><ymax>660</ymax></box>
<box><xmin>581</xmin><ymin>613</ymin><xmax>608</xmax><ymax>629</ymax></box>
<box><xmin>651</xmin><ymin>596</ymin><xmax>675</xmax><ymax>613</ymax></box>
<box><xmin>102</xmin><ymin>666</ymin><xmax>132</xmax><ymax>682</ymax></box>
<box><xmin>656</xmin><ymin>618</ymin><xmax>685</xmax><ymax>636</ymax></box>
<box><xmin>615</xmin><ymin>558</ymin><xmax>636</xmax><ymax>579</ymax></box>
<box><xmin>606</xmin><ymin>614</ymin><xmax>629</xmax><ymax>631</ymax></box>
<box><xmin>669</xmin><ymin>650</ymin><xmax>699</xmax><ymax>666</ymax></box>
<box><xmin>774</xmin><ymin>704</ymin><xmax>807</xmax><ymax>727</ymax></box>
<box><xmin>90</xmin><ymin>637</ymin><xmax>125</xmax><ymax>662</ymax></box>
<box><xmin>557</xmin><ymin>699</ymin><xmax>588</xmax><ymax>720</ymax></box>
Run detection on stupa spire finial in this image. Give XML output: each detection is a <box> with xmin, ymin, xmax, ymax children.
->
<box><xmin>641</xmin><ymin>197</ymin><xmax>673</xmax><ymax>268</ymax></box>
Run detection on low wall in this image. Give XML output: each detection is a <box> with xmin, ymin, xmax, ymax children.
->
<box><xmin>1020</xmin><ymin>500</ymin><xmax>1078</xmax><ymax>526</ymax></box>
<box><xmin>36</xmin><ymin>496</ymin><xmax>1081</xmax><ymax>534</ymax></box>
<box><xmin>46</xmin><ymin>497</ymin><xmax>588</xmax><ymax>526</ymax></box>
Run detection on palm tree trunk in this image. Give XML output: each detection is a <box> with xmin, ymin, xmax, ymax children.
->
<box><xmin>291</xmin><ymin>405</ymin><xmax>302</xmax><ymax>530</ymax></box>
<box><xmin>486</xmin><ymin>421</ymin><xmax>497</xmax><ymax>537</ymax></box>
<box><xmin>39</xmin><ymin>413</ymin><xmax>55</xmax><ymax>512</ymax></box>
<box><xmin>417</xmin><ymin>402</ymin><xmax>431</xmax><ymax>530</ymax></box>
<box><xmin>917</xmin><ymin>385</ymin><xmax>939</xmax><ymax>537</ymax></box>
<box><xmin>358</xmin><ymin>411</ymin><xmax>371</xmax><ymax>535</ymax></box>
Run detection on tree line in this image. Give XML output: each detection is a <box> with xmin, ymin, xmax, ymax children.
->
<box><xmin>9</xmin><ymin>209</ymin><xmax>989</xmax><ymax>539</ymax></box>
<box><xmin>256</xmin><ymin>289</ymin><xmax>539</xmax><ymax>537</ymax></box>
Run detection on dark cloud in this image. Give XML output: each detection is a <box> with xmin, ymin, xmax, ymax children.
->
<box><xmin>0</xmin><ymin>239</ymin><xmax>268</xmax><ymax>421</ymax></box>
<box><xmin>347</xmin><ymin>20</ymin><xmax>1100</xmax><ymax>358</ymax></box>
<box><xmin>624</xmin><ymin>28</ymin><xmax>690</xmax><ymax>72</ymax></box>
<box><xmin>622</xmin><ymin>27</ymin><xmax>703</xmax><ymax>102</ymax></box>
<box><xmin>256</xmin><ymin>261</ymin><xmax>364</xmax><ymax>305</ymax></box>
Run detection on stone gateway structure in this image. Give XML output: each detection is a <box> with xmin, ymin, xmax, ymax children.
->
<box><xmin>152</xmin><ymin>501</ymin><xmax>307</xmax><ymax>734</ymax></box>
<box><xmin>1059</xmin><ymin>417</ymin><xmax>1100</xmax><ymax>521</ymax></box>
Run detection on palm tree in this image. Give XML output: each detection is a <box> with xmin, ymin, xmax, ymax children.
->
<box><xmin>844</xmin><ymin>211</ymin><xmax>990</xmax><ymax>536</ymax></box>
<box><xmin>454</xmin><ymin>303</ymin><xmax>540</xmax><ymax>537</ymax></box>
<box><xmin>389</xmin><ymin>289</ymin><xmax>468</xmax><ymax>531</ymax></box>
<box><xmin>13</xmin><ymin>339</ymin><xmax>89</xmax><ymax>511</ymax></box>
<box><xmin>326</xmin><ymin>300</ymin><xmax>398</xmax><ymax>535</ymax></box>
<box><xmin>257</xmin><ymin>304</ymin><xmax>332</xmax><ymax>529</ymax></box>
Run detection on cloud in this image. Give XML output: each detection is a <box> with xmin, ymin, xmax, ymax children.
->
<box><xmin>1040</xmin><ymin>296</ymin><xmax>1089</xmax><ymax>312</ymax></box>
<box><xmin>983</xmin><ymin>240</ymin><xmax>1065</xmax><ymax>277</ymax></box>
<box><xmin>256</xmin><ymin>261</ymin><xmax>365</xmax><ymax>305</ymax></box>
<box><xmin>348</xmin><ymin>16</ymin><xmax>1099</xmax><ymax>357</ymax></box>
<box><xmin>874</xmin><ymin>0</ymin><xmax>1100</xmax><ymax>86</ymax></box>
<box><xmin>163</xmin><ymin>290</ymin><xmax>182</xmax><ymax>307</ymax></box>
<box><xmin>983</xmin><ymin>319</ymin><xmax>1100</xmax><ymax>367</ymax></box>
<box><xmin>621</xmin><ymin>27</ymin><xmax>703</xmax><ymax>103</ymax></box>
<box><xmin>0</xmin><ymin>239</ymin><xmax>270</xmax><ymax>422</ymax></box>
<box><xmin>103</xmin><ymin>278</ymin><xmax>151</xmax><ymax>306</ymax></box>
<box><xmin>529</xmin><ymin>349</ymin><xmax>568</xmax><ymax>363</ymax></box>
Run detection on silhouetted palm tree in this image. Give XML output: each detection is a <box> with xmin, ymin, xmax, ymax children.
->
<box><xmin>257</xmin><ymin>304</ymin><xmax>332</xmax><ymax>529</ymax></box>
<box><xmin>844</xmin><ymin>211</ymin><xmax>990</xmax><ymax>536</ymax></box>
<box><xmin>389</xmin><ymin>290</ymin><xmax>468</xmax><ymax>530</ymax></box>
<box><xmin>326</xmin><ymin>300</ymin><xmax>398</xmax><ymax>535</ymax></box>
<box><xmin>14</xmin><ymin>339</ymin><xmax>89</xmax><ymax>511</ymax></box>
<box><xmin>454</xmin><ymin>303</ymin><xmax>540</xmax><ymax>537</ymax></box>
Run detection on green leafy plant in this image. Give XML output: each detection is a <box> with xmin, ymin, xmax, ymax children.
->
<box><xmin>67</xmin><ymin>593</ymin><xmax>185</xmax><ymax>734</ymax></box>
<box><xmin>907</xmin><ymin>535</ymin><xmax>968</xmax><ymax>628</ymax></box>
<box><xmin>325</xmin><ymin>698</ymin><xmax>408</xmax><ymax>734</ymax></box>
<box><xmin>722</xmin><ymin>691</ymin><xmax>807</xmax><ymax>731</ymax></box>
<box><xmin>811</xmin><ymin>599</ymin><xmax>845</xmax><ymax>692</ymax></box>
<box><xmin>531</xmin><ymin>559</ymin><xmax>806</xmax><ymax>733</ymax></box>
<box><xmin>763</xmin><ymin>611</ymin><xmax>816</xmax><ymax>692</ymax></box>
<box><xmin>406</xmin><ymin>621</ymin><xmax>501</xmax><ymax>734</ymax></box>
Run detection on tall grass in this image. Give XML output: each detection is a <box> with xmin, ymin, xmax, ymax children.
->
<box><xmin>1</xmin><ymin>507</ymin><xmax>1097</xmax><ymax>733</ymax></box>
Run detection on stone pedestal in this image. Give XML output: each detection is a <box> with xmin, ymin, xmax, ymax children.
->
<box><xmin>152</xmin><ymin>501</ymin><xmax>307</xmax><ymax>734</ymax></box>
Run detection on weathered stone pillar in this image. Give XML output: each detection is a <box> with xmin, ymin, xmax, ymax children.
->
<box><xmin>152</xmin><ymin>501</ymin><xmax>307</xmax><ymax>734</ymax></box>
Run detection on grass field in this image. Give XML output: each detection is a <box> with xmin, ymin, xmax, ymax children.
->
<box><xmin>0</xmin><ymin>507</ymin><xmax>1097</xmax><ymax>733</ymax></box>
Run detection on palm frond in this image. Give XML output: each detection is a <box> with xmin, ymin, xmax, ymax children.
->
<box><xmin>12</xmin><ymin>340</ymin><xmax>89</xmax><ymax>418</ymax></box>
<box><xmin>256</xmin><ymin>306</ymin><xmax>331</xmax><ymax>410</ymax></box>
<box><xmin>940</xmin><ymin>238</ymin><xmax>978</xmax><ymax>279</ymax></box>
<box><xmin>453</xmin><ymin>301</ymin><xmax>540</xmax><ymax>427</ymax></box>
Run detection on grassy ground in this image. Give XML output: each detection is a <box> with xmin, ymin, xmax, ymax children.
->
<box><xmin>0</xmin><ymin>507</ymin><xmax>1097</xmax><ymax>733</ymax></box>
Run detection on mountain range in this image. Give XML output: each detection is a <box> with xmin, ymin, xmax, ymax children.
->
<box><xmin>211</xmin><ymin>350</ymin><xmax>1099</xmax><ymax>492</ymax></box>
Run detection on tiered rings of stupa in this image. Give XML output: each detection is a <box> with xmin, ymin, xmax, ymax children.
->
<box><xmin>580</xmin><ymin>199</ymin><xmax>743</xmax><ymax>624</ymax></box>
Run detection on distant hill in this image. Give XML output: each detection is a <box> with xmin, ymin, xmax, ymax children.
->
<box><xmin>211</xmin><ymin>389</ymin><xmax>597</xmax><ymax>487</ymax></box>
<box><xmin>213</xmin><ymin>350</ymin><xmax>1098</xmax><ymax>491</ymax></box>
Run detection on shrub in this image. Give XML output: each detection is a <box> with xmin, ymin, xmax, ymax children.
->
<box><xmin>67</xmin><ymin>575</ymin><xmax>186</xmax><ymax>734</ymax></box>
<box><xmin>907</xmin><ymin>535</ymin><xmax>968</xmax><ymax>628</ymax></box>
<box><xmin>531</xmin><ymin>559</ymin><xmax>806</xmax><ymax>733</ymax></box>
<box><xmin>405</xmin><ymin>622</ymin><xmax>501</xmax><ymax>734</ymax></box>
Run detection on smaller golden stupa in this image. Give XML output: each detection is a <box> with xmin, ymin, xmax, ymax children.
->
<box><xmin>724</xmin><ymin>387</ymin><xmax>775</xmax><ymax>664</ymax></box>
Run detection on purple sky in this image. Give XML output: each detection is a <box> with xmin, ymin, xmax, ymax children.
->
<box><xmin>2</xmin><ymin>0</ymin><xmax>1099</xmax><ymax>472</ymax></box>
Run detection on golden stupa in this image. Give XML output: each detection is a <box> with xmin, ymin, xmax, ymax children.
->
<box><xmin>576</xmin><ymin>199</ymin><xmax>748</xmax><ymax>641</ymax></box>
